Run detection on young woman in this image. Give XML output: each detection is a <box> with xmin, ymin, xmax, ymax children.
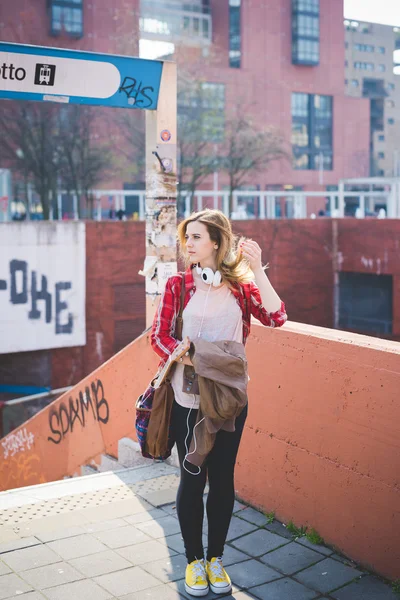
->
<box><xmin>151</xmin><ymin>209</ymin><xmax>287</xmax><ymax>597</ymax></box>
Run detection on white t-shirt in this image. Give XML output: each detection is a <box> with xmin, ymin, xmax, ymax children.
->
<box><xmin>171</xmin><ymin>284</ymin><xmax>243</xmax><ymax>409</ymax></box>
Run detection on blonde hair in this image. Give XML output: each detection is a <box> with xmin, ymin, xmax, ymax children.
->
<box><xmin>177</xmin><ymin>209</ymin><xmax>255</xmax><ymax>286</ymax></box>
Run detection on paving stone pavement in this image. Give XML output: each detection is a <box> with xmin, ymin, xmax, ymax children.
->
<box><xmin>0</xmin><ymin>464</ymin><xmax>397</xmax><ymax>600</ymax></box>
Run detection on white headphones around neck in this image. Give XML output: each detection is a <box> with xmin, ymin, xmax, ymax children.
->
<box><xmin>195</xmin><ymin>263</ymin><xmax>222</xmax><ymax>287</ymax></box>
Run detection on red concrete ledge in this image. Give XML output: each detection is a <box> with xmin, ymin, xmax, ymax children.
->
<box><xmin>0</xmin><ymin>320</ymin><xmax>399</xmax><ymax>579</ymax></box>
<box><xmin>0</xmin><ymin>329</ymin><xmax>159</xmax><ymax>493</ymax></box>
<box><xmin>239</xmin><ymin>319</ymin><xmax>400</xmax><ymax>580</ymax></box>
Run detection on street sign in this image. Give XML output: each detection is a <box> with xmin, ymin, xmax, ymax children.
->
<box><xmin>0</xmin><ymin>42</ymin><xmax>163</xmax><ymax>110</ymax></box>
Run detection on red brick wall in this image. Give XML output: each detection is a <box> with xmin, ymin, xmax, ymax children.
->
<box><xmin>49</xmin><ymin>219</ymin><xmax>400</xmax><ymax>390</ymax></box>
<box><xmin>337</xmin><ymin>219</ymin><xmax>400</xmax><ymax>338</ymax></box>
<box><xmin>233</xmin><ymin>220</ymin><xmax>334</xmax><ymax>328</ymax></box>
<box><xmin>51</xmin><ymin>222</ymin><xmax>146</xmax><ymax>388</ymax></box>
<box><xmin>2</xmin><ymin>220</ymin><xmax>397</xmax><ymax>390</ymax></box>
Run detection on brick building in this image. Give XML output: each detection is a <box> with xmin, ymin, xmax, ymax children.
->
<box><xmin>1</xmin><ymin>0</ymin><xmax>370</xmax><ymax>215</ymax></box>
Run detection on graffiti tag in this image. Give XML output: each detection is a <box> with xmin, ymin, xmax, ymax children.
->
<box><xmin>48</xmin><ymin>379</ymin><xmax>109</xmax><ymax>444</ymax></box>
<box><xmin>0</xmin><ymin>259</ymin><xmax>73</xmax><ymax>334</ymax></box>
<box><xmin>119</xmin><ymin>77</ymin><xmax>154</xmax><ymax>108</ymax></box>
<box><xmin>2</xmin><ymin>427</ymin><xmax>35</xmax><ymax>459</ymax></box>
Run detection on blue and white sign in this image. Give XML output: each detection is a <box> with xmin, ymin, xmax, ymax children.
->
<box><xmin>0</xmin><ymin>42</ymin><xmax>163</xmax><ymax>110</ymax></box>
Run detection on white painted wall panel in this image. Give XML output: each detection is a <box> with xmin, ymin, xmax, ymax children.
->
<box><xmin>0</xmin><ymin>222</ymin><xmax>86</xmax><ymax>353</ymax></box>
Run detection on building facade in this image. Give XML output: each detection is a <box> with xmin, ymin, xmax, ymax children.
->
<box><xmin>345</xmin><ymin>19</ymin><xmax>400</xmax><ymax>177</ymax></box>
<box><xmin>0</xmin><ymin>0</ymin><xmax>370</xmax><ymax>216</ymax></box>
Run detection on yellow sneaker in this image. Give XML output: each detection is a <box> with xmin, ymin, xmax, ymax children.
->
<box><xmin>206</xmin><ymin>557</ymin><xmax>232</xmax><ymax>594</ymax></box>
<box><xmin>185</xmin><ymin>558</ymin><xmax>209</xmax><ymax>597</ymax></box>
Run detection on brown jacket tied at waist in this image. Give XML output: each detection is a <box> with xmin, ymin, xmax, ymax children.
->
<box><xmin>187</xmin><ymin>338</ymin><xmax>248</xmax><ymax>467</ymax></box>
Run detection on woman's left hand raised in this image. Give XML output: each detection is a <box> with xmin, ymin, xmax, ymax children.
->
<box><xmin>240</xmin><ymin>239</ymin><xmax>263</xmax><ymax>272</ymax></box>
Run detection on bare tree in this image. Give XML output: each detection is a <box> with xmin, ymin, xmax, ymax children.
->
<box><xmin>111</xmin><ymin>108</ymin><xmax>145</xmax><ymax>186</ymax></box>
<box><xmin>57</xmin><ymin>105</ymin><xmax>112</xmax><ymax>218</ymax></box>
<box><xmin>0</xmin><ymin>101</ymin><xmax>111</xmax><ymax>219</ymax></box>
<box><xmin>177</xmin><ymin>77</ymin><xmax>222</xmax><ymax>214</ymax></box>
<box><xmin>221</xmin><ymin>111</ymin><xmax>289</xmax><ymax>215</ymax></box>
<box><xmin>0</xmin><ymin>101</ymin><xmax>61</xmax><ymax>219</ymax></box>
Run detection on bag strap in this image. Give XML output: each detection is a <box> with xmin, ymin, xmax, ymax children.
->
<box><xmin>174</xmin><ymin>273</ymin><xmax>186</xmax><ymax>341</ymax></box>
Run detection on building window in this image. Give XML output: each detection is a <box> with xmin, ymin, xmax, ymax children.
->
<box><xmin>339</xmin><ymin>272</ymin><xmax>392</xmax><ymax>335</ymax></box>
<box><xmin>378</xmin><ymin>64</ymin><xmax>386</xmax><ymax>72</ymax></box>
<box><xmin>378</xmin><ymin>46</ymin><xmax>385</xmax><ymax>53</ymax></box>
<box><xmin>140</xmin><ymin>1</ymin><xmax>211</xmax><ymax>43</ymax></box>
<box><xmin>378</xmin><ymin>134</ymin><xmax>385</xmax><ymax>141</ymax></box>
<box><xmin>387</xmin><ymin>83</ymin><xmax>395</xmax><ymax>91</ymax></box>
<box><xmin>229</xmin><ymin>0</ymin><xmax>241</xmax><ymax>68</ymax></box>
<box><xmin>351</xmin><ymin>79</ymin><xmax>359</xmax><ymax>87</ymax></box>
<box><xmin>388</xmin><ymin>118</ymin><xmax>395</xmax><ymax>124</ymax></box>
<box><xmin>345</xmin><ymin>79</ymin><xmax>348</xmax><ymax>85</ymax></box>
<box><xmin>354</xmin><ymin>61</ymin><xmax>374</xmax><ymax>71</ymax></box>
<box><xmin>49</xmin><ymin>0</ymin><xmax>83</xmax><ymax>37</ymax></box>
<box><xmin>178</xmin><ymin>82</ymin><xmax>225</xmax><ymax>142</ymax></box>
<box><xmin>291</xmin><ymin>92</ymin><xmax>333</xmax><ymax>170</ymax></box>
<box><xmin>378</xmin><ymin>151</ymin><xmax>385</xmax><ymax>158</ymax></box>
<box><xmin>354</xmin><ymin>43</ymin><xmax>374</xmax><ymax>52</ymax></box>
<box><xmin>292</xmin><ymin>0</ymin><xmax>320</xmax><ymax>66</ymax></box>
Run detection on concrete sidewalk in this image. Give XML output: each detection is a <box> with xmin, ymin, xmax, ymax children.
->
<box><xmin>0</xmin><ymin>463</ymin><xmax>397</xmax><ymax>600</ymax></box>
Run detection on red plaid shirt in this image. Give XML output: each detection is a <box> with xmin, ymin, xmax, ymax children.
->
<box><xmin>151</xmin><ymin>266</ymin><xmax>287</xmax><ymax>365</ymax></box>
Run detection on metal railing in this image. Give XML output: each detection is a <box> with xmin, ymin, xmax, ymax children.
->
<box><xmin>78</xmin><ymin>187</ymin><xmax>397</xmax><ymax>221</ymax></box>
<box><xmin>0</xmin><ymin>387</ymin><xmax>71</xmax><ymax>438</ymax></box>
<box><xmin>7</xmin><ymin>177</ymin><xmax>400</xmax><ymax>222</ymax></box>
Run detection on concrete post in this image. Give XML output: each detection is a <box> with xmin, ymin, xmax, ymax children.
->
<box><xmin>259</xmin><ymin>193</ymin><xmax>266</xmax><ymax>219</ymax></box>
<box><xmin>96</xmin><ymin>193</ymin><xmax>101</xmax><ymax>221</ymax></box>
<box><xmin>338</xmin><ymin>181</ymin><xmax>345</xmax><ymax>217</ymax></box>
<box><xmin>57</xmin><ymin>193</ymin><xmax>62</xmax><ymax>221</ymax></box>
<box><xmin>144</xmin><ymin>62</ymin><xmax>177</xmax><ymax>328</ymax></box>
<box><xmin>73</xmin><ymin>194</ymin><xmax>78</xmax><ymax>220</ymax></box>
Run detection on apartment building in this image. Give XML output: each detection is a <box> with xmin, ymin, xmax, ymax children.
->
<box><xmin>345</xmin><ymin>19</ymin><xmax>400</xmax><ymax>176</ymax></box>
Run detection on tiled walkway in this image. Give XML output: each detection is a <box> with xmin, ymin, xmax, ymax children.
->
<box><xmin>0</xmin><ymin>464</ymin><xmax>397</xmax><ymax>600</ymax></box>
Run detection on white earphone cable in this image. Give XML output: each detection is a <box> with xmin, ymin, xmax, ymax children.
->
<box><xmin>182</xmin><ymin>264</ymin><xmax>214</xmax><ymax>475</ymax></box>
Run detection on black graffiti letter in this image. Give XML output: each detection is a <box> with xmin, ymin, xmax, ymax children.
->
<box><xmin>55</xmin><ymin>282</ymin><xmax>73</xmax><ymax>334</ymax></box>
<box><xmin>28</xmin><ymin>271</ymin><xmax>52</xmax><ymax>323</ymax></box>
<box><xmin>59</xmin><ymin>404</ymin><xmax>70</xmax><ymax>439</ymax></box>
<box><xmin>92</xmin><ymin>379</ymin><xmax>109</xmax><ymax>425</ymax></box>
<box><xmin>79</xmin><ymin>387</ymin><xmax>96</xmax><ymax>425</ymax></box>
<box><xmin>138</xmin><ymin>86</ymin><xmax>154</xmax><ymax>109</ymax></box>
<box><xmin>69</xmin><ymin>396</ymin><xmax>83</xmax><ymax>432</ymax></box>
<box><xmin>10</xmin><ymin>259</ymin><xmax>28</xmax><ymax>304</ymax></box>
<box><xmin>48</xmin><ymin>410</ymin><xmax>62</xmax><ymax>444</ymax></box>
<box><xmin>119</xmin><ymin>76</ymin><xmax>137</xmax><ymax>99</ymax></box>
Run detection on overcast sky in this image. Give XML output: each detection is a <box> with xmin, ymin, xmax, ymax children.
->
<box><xmin>344</xmin><ymin>0</ymin><xmax>400</xmax><ymax>27</ymax></box>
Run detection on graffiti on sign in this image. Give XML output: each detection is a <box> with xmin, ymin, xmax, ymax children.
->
<box><xmin>119</xmin><ymin>77</ymin><xmax>154</xmax><ymax>108</ymax></box>
<box><xmin>2</xmin><ymin>427</ymin><xmax>35</xmax><ymax>459</ymax></box>
<box><xmin>48</xmin><ymin>379</ymin><xmax>109</xmax><ymax>444</ymax></box>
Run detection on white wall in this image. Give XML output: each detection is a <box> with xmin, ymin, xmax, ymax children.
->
<box><xmin>0</xmin><ymin>222</ymin><xmax>86</xmax><ymax>353</ymax></box>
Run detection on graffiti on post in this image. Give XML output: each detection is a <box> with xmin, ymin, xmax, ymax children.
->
<box><xmin>48</xmin><ymin>379</ymin><xmax>109</xmax><ymax>444</ymax></box>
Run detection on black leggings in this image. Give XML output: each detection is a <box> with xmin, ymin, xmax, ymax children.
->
<box><xmin>171</xmin><ymin>399</ymin><xmax>248</xmax><ymax>563</ymax></box>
